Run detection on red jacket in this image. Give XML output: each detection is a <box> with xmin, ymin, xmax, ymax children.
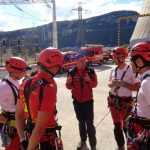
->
<box><xmin>19</xmin><ymin>73</ymin><xmax>57</xmax><ymax>127</ymax></box>
<box><xmin>66</xmin><ymin>66</ymin><xmax>97</xmax><ymax>103</ymax></box>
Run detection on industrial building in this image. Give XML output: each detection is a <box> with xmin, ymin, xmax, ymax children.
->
<box><xmin>130</xmin><ymin>0</ymin><xmax>150</xmax><ymax>47</ymax></box>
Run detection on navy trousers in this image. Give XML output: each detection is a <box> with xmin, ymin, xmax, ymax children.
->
<box><xmin>73</xmin><ymin>100</ymin><xmax>97</xmax><ymax>147</ymax></box>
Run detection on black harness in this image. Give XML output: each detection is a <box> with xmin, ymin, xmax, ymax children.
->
<box><xmin>68</xmin><ymin>66</ymin><xmax>95</xmax><ymax>79</ymax></box>
<box><xmin>114</xmin><ymin>65</ymin><xmax>130</xmax><ymax>83</ymax></box>
<box><xmin>134</xmin><ymin>74</ymin><xmax>150</xmax><ymax>116</ymax></box>
<box><xmin>23</xmin><ymin>77</ymin><xmax>61</xmax><ymax>134</ymax></box>
<box><xmin>24</xmin><ymin>77</ymin><xmax>49</xmax><ymax>123</ymax></box>
<box><xmin>126</xmin><ymin>74</ymin><xmax>150</xmax><ymax>149</ymax></box>
<box><xmin>114</xmin><ymin>64</ymin><xmax>129</xmax><ymax>93</ymax></box>
<box><xmin>108</xmin><ymin>65</ymin><xmax>131</xmax><ymax>109</ymax></box>
<box><xmin>0</xmin><ymin>78</ymin><xmax>18</xmax><ymax>120</ymax></box>
<box><xmin>68</xmin><ymin>66</ymin><xmax>95</xmax><ymax>88</ymax></box>
<box><xmin>142</xmin><ymin>74</ymin><xmax>150</xmax><ymax>81</ymax></box>
<box><xmin>2</xmin><ymin>78</ymin><xmax>19</xmax><ymax>105</ymax></box>
<box><xmin>131</xmin><ymin>73</ymin><xmax>150</xmax><ymax>121</ymax></box>
<box><xmin>0</xmin><ymin>78</ymin><xmax>19</xmax><ymax>145</ymax></box>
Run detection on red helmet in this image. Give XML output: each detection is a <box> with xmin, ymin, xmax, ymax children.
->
<box><xmin>113</xmin><ymin>47</ymin><xmax>128</xmax><ymax>59</ymax></box>
<box><xmin>130</xmin><ymin>41</ymin><xmax>150</xmax><ymax>61</ymax></box>
<box><xmin>38</xmin><ymin>47</ymin><xmax>63</xmax><ymax>68</ymax></box>
<box><xmin>5</xmin><ymin>57</ymin><xmax>31</xmax><ymax>73</ymax></box>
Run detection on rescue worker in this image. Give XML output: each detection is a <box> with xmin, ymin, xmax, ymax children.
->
<box><xmin>0</xmin><ymin>57</ymin><xmax>31</xmax><ymax>150</ymax></box>
<box><xmin>107</xmin><ymin>47</ymin><xmax>140</xmax><ymax>150</ymax></box>
<box><xmin>16</xmin><ymin>48</ymin><xmax>63</xmax><ymax>150</ymax></box>
<box><xmin>66</xmin><ymin>54</ymin><xmax>97</xmax><ymax>150</ymax></box>
<box><xmin>127</xmin><ymin>41</ymin><xmax>150</xmax><ymax>150</ymax></box>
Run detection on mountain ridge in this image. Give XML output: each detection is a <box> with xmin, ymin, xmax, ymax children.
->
<box><xmin>0</xmin><ymin>10</ymin><xmax>138</xmax><ymax>51</ymax></box>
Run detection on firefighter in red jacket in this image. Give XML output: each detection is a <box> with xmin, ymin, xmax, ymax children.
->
<box><xmin>16</xmin><ymin>48</ymin><xmax>63</xmax><ymax>150</ymax></box>
<box><xmin>108</xmin><ymin>47</ymin><xmax>140</xmax><ymax>150</ymax></box>
<box><xmin>0</xmin><ymin>57</ymin><xmax>31</xmax><ymax>150</ymax></box>
<box><xmin>66</xmin><ymin>54</ymin><xmax>97</xmax><ymax>150</ymax></box>
<box><xmin>127</xmin><ymin>41</ymin><xmax>150</xmax><ymax>150</ymax></box>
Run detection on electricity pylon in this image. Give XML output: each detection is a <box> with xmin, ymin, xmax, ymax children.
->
<box><xmin>72</xmin><ymin>1</ymin><xmax>88</xmax><ymax>49</ymax></box>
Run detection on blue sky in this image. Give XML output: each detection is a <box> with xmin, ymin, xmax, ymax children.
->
<box><xmin>0</xmin><ymin>0</ymin><xmax>144</xmax><ymax>31</ymax></box>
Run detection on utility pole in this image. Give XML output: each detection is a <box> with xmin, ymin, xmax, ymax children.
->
<box><xmin>52</xmin><ymin>0</ymin><xmax>58</xmax><ymax>48</ymax></box>
<box><xmin>0</xmin><ymin>0</ymin><xmax>58</xmax><ymax>48</ymax></box>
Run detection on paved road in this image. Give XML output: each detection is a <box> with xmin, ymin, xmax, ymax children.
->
<box><xmin>0</xmin><ymin>62</ymin><xmax>119</xmax><ymax>150</ymax></box>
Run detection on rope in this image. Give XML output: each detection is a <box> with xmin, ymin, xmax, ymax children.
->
<box><xmin>95</xmin><ymin>111</ymin><xmax>110</xmax><ymax>128</ymax></box>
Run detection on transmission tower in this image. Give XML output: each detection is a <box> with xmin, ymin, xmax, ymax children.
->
<box><xmin>73</xmin><ymin>1</ymin><xmax>88</xmax><ymax>48</ymax></box>
<box><xmin>0</xmin><ymin>0</ymin><xmax>58</xmax><ymax>48</ymax></box>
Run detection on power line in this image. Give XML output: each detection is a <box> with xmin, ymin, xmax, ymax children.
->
<box><xmin>2</xmin><ymin>12</ymin><xmax>47</xmax><ymax>21</ymax></box>
<box><xmin>0</xmin><ymin>0</ymin><xmax>52</xmax><ymax>5</ymax></box>
<box><xmin>14</xmin><ymin>5</ymin><xmax>48</xmax><ymax>21</ymax></box>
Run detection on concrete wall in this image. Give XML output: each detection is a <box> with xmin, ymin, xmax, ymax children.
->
<box><xmin>130</xmin><ymin>0</ymin><xmax>150</xmax><ymax>47</ymax></box>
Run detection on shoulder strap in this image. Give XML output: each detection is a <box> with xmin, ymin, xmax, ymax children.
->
<box><xmin>67</xmin><ymin>67</ymin><xmax>78</xmax><ymax>87</ymax></box>
<box><xmin>85</xmin><ymin>66</ymin><xmax>95</xmax><ymax>80</ymax></box>
<box><xmin>24</xmin><ymin>78</ymin><xmax>33</xmax><ymax>121</ymax></box>
<box><xmin>115</xmin><ymin>67</ymin><xmax>118</xmax><ymax>79</ymax></box>
<box><xmin>24</xmin><ymin>78</ymin><xmax>49</xmax><ymax>121</ymax></box>
<box><xmin>68</xmin><ymin>66</ymin><xmax>95</xmax><ymax>79</ymax></box>
<box><xmin>2</xmin><ymin>78</ymin><xmax>19</xmax><ymax>104</ymax></box>
<box><xmin>134</xmin><ymin>74</ymin><xmax>150</xmax><ymax>115</ymax></box>
<box><xmin>115</xmin><ymin>65</ymin><xmax>130</xmax><ymax>80</ymax></box>
<box><xmin>68</xmin><ymin>67</ymin><xmax>78</xmax><ymax>77</ymax></box>
<box><xmin>142</xmin><ymin>74</ymin><xmax>150</xmax><ymax>81</ymax></box>
<box><xmin>120</xmin><ymin>65</ymin><xmax>130</xmax><ymax>80</ymax></box>
<box><xmin>114</xmin><ymin>65</ymin><xmax>130</xmax><ymax>95</ymax></box>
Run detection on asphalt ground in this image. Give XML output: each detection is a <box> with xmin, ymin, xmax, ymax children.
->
<box><xmin>0</xmin><ymin>62</ymin><xmax>122</xmax><ymax>150</ymax></box>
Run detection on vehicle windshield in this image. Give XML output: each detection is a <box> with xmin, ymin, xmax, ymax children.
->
<box><xmin>64</xmin><ymin>54</ymin><xmax>70</xmax><ymax>62</ymax></box>
<box><xmin>79</xmin><ymin>50</ymin><xmax>94</xmax><ymax>56</ymax></box>
<box><xmin>63</xmin><ymin>53</ymin><xmax>76</xmax><ymax>62</ymax></box>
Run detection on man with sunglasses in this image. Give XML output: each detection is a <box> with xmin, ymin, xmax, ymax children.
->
<box><xmin>107</xmin><ymin>47</ymin><xmax>140</xmax><ymax>150</ymax></box>
<box><xmin>66</xmin><ymin>54</ymin><xmax>97</xmax><ymax>150</ymax></box>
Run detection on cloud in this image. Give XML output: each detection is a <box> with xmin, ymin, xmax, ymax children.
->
<box><xmin>56</xmin><ymin>0</ymin><xmax>143</xmax><ymax>20</ymax></box>
<box><xmin>0</xmin><ymin>0</ymin><xmax>144</xmax><ymax>31</ymax></box>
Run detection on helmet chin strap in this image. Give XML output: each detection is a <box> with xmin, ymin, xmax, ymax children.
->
<box><xmin>43</xmin><ymin>67</ymin><xmax>55</xmax><ymax>77</ymax></box>
<box><xmin>11</xmin><ymin>73</ymin><xmax>21</xmax><ymax>80</ymax></box>
<box><xmin>133</xmin><ymin>61</ymin><xmax>146</xmax><ymax>73</ymax></box>
<box><xmin>117</xmin><ymin>57</ymin><xmax>125</xmax><ymax>67</ymax></box>
<box><xmin>38</xmin><ymin>63</ymin><xmax>59</xmax><ymax>78</ymax></box>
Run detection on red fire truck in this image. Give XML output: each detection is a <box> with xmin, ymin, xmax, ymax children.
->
<box><xmin>60</xmin><ymin>51</ymin><xmax>77</xmax><ymax>73</ymax></box>
<box><xmin>79</xmin><ymin>44</ymin><xmax>103</xmax><ymax>66</ymax></box>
